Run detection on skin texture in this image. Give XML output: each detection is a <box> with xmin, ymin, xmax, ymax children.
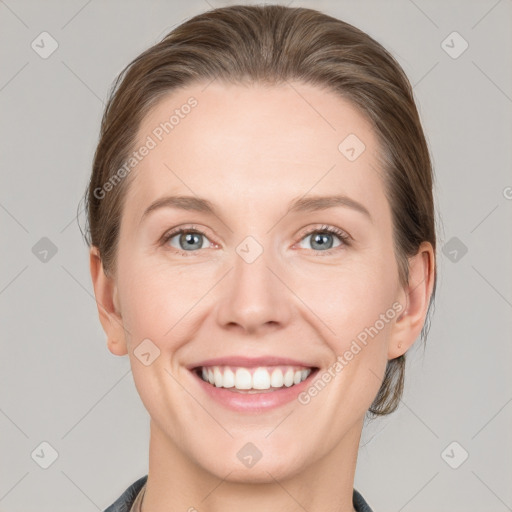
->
<box><xmin>90</xmin><ymin>81</ymin><xmax>435</xmax><ymax>512</ymax></box>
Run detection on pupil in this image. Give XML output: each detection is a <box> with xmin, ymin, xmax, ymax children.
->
<box><xmin>312</xmin><ymin>233</ymin><xmax>332</xmax><ymax>250</ymax></box>
<box><xmin>181</xmin><ymin>233</ymin><xmax>202</xmax><ymax>250</ymax></box>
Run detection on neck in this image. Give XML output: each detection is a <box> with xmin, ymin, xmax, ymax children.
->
<box><xmin>142</xmin><ymin>417</ymin><xmax>363</xmax><ymax>512</ymax></box>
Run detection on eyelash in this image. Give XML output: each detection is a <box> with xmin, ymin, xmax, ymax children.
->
<box><xmin>160</xmin><ymin>224</ymin><xmax>351</xmax><ymax>257</ymax></box>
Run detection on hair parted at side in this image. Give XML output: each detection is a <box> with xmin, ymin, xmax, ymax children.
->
<box><xmin>82</xmin><ymin>4</ymin><xmax>437</xmax><ymax>417</ymax></box>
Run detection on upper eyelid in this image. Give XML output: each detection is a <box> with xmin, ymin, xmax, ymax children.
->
<box><xmin>297</xmin><ymin>224</ymin><xmax>351</xmax><ymax>241</ymax></box>
<box><xmin>162</xmin><ymin>225</ymin><xmax>213</xmax><ymax>243</ymax></box>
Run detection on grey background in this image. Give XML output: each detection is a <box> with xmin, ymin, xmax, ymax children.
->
<box><xmin>1</xmin><ymin>0</ymin><xmax>511</xmax><ymax>511</ymax></box>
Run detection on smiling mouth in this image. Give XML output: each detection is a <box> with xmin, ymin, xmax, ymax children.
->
<box><xmin>193</xmin><ymin>365</ymin><xmax>318</xmax><ymax>393</ymax></box>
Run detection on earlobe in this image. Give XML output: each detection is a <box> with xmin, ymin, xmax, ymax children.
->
<box><xmin>388</xmin><ymin>242</ymin><xmax>435</xmax><ymax>360</ymax></box>
<box><xmin>89</xmin><ymin>246</ymin><xmax>128</xmax><ymax>356</ymax></box>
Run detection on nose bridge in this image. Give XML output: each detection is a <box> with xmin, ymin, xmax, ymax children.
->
<box><xmin>234</xmin><ymin>234</ymin><xmax>272</xmax><ymax>290</ymax></box>
<box><xmin>216</xmin><ymin>233</ymin><xmax>291</xmax><ymax>333</ymax></box>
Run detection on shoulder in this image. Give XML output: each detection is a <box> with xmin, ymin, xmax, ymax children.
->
<box><xmin>353</xmin><ymin>488</ymin><xmax>374</xmax><ymax>512</ymax></box>
<box><xmin>103</xmin><ymin>475</ymin><xmax>148</xmax><ymax>512</ymax></box>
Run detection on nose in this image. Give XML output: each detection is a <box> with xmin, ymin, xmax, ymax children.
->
<box><xmin>215</xmin><ymin>239</ymin><xmax>292</xmax><ymax>335</ymax></box>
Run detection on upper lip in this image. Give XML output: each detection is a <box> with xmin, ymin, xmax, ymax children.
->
<box><xmin>188</xmin><ymin>356</ymin><xmax>318</xmax><ymax>370</ymax></box>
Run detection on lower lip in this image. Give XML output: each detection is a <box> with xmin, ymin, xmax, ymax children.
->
<box><xmin>189</xmin><ymin>368</ymin><xmax>319</xmax><ymax>413</ymax></box>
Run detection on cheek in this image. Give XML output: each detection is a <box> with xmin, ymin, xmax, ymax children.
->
<box><xmin>292</xmin><ymin>254</ymin><xmax>398</xmax><ymax>344</ymax></box>
<box><xmin>294</xmin><ymin>262</ymin><xmax>397</xmax><ymax>415</ymax></box>
<box><xmin>116</xmin><ymin>251</ymin><xmax>180</xmax><ymax>345</ymax></box>
<box><xmin>123</xmin><ymin>277</ymin><xmax>170</xmax><ymax>331</ymax></box>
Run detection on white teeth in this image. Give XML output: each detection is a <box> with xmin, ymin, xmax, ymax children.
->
<box><xmin>284</xmin><ymin>369</ymin><xmax>294</xmax><ymax>387</ymax></box>
<box><xmin>198</xmin><ymin>365</ymin><xmax>312</xmax><ymax>390</ymax></box>
<box><xmin>252</xmin><ymin>368</ymin><xmax>271</xmax><ymax>389</ymax></box>
<box><xmin>223</xmin><ymin>368</ymin><xmax>235</xmax><ymax>388</ymax></box>
<box><xmin>214</xmin><ymin>367</ymin><xmax>223</xmax><ymax>387</ymax></box>
<box><xmin>235</xmin><ymin>368</ymin><xmax>252</xmax><ymax>389</ymax></box>
<box><xmin>270</xmin><ymin>368</ymin><xmax>284</xmax><ymax>388</ymax></box>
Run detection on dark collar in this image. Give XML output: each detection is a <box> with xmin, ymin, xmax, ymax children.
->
<box><xmin>104</xmin><ymin>475</ymin><xmax>374</xmax><ymax>512</ymax></box>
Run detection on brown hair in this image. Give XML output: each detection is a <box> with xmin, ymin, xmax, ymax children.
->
<box><xmin>82</xmin><ymin>4</ymin><xmax>437</xmax><ymax>417</ymax></box>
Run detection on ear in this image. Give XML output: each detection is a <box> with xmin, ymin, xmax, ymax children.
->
<box><xmin>89</xmin><ymin>246</ymin><xmax>128</xmax><ymax>356</ymax></box>
<box><xmin>388</xmin><ymin>241</ymin><xmax>435</xmax><ymax>359</ymax></box>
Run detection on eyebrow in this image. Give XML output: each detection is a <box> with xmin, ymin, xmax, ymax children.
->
<box><xmin>140</xmin><ymin>194</ymin><xmax>372</xmax><ymax>224</ymax></box>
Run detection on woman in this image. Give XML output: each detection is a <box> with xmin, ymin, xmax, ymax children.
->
<box><xmin>85</xmin><ymin>4</ymin><xmax>437</xmax><ymax>511</ymax></box>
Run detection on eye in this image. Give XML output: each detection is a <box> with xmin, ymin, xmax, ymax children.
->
<box><xmin>161</xmin><ymin>226</ymin><xmax>214</xmax><ymax>255</ymax></box>
<box><xmin>160</xmin><ymin>224</ymin><xmax>351</xmax><ymax>257</ymax></box>
<box><xmin>296</xmin><ymin>225</ymin><xmax>350</xmax><ymax>254</ymax></box>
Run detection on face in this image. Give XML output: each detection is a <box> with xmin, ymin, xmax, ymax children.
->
<box><xmin>100</xmin><ymin>81</ymin><xmax>411</xmax><ymax>482</ymax></box>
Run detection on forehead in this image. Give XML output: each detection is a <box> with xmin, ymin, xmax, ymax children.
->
<box><xmin>124</xmin><ymin>81</ymin><xmax>386</xmax><ymax>224</ymax></box>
